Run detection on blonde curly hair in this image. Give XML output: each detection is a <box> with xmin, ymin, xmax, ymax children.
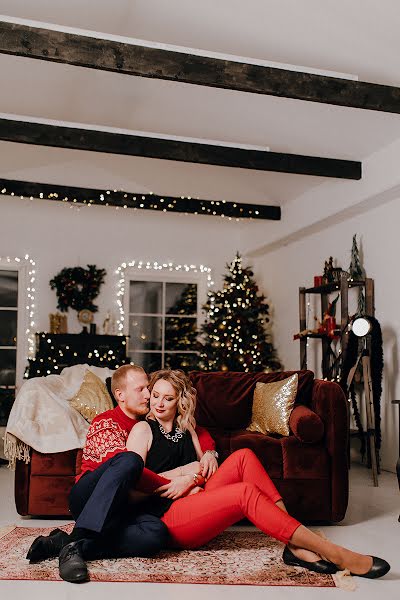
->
<box><xmin>148</xmin><ymin>369</ymin><xmax>197</xmax><ymax>432</ymax></box>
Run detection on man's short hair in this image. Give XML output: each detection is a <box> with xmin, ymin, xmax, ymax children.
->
<box><xmin>111</xmin><ymin>364</ymin><xmax>146</xmax><ymax>397</ymax></box>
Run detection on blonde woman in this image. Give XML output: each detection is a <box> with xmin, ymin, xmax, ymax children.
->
<box><xmin>126</xmin><ymin>369</ymin><xmax>390</xmax><ymax>579</ymax></box>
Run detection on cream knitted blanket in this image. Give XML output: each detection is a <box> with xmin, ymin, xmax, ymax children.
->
<box><xmin>3</xmin><ymin>364</ymin><xmax>114</xmax><ymax>468</ymax></box>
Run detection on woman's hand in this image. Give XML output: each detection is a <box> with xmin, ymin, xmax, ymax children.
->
<box><xmin>187</xmin><ymin>486</ymin><xmax>204</xmax><ymax>496</ymax></box>
<box><xmin>199</xmin><ymin>452</ymin><xmax>218</xmax><ymax>479</ymax></box>
<box><xmin>155</xmin><ymin>475</ymin><xmax>193</xmax><ymax>500</ymax></box>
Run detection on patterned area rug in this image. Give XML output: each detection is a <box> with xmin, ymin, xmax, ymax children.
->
<box><xmin>0</xmin><ymin>524</ymin><xmax>351</xmax><ymax>588</ymax></box>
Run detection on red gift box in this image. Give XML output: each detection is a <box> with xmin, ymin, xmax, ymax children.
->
<box><xmin>314</xmin><ymin>275</ymin><xmax>324</xmax><ymax>287</ymax></box>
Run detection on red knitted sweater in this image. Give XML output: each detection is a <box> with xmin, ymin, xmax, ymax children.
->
<box><xmin>77</xmin><ymin>405</ymin><xmax>216</xmax><ymax>493</ymax></box>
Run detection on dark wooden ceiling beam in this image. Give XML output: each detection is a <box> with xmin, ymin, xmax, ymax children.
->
<box><xmin>1</xmin><ymin>21</ymin><xmax>399</xmax><ymax>114</ymax></box>
<box><xmin>0</xmin><ymin>118</ymin><xmax>361</xmax><ymax>179</ymax></box>
<box><xmin>0</xmin><ymin>178</ymin><xmax>281</xmax><ymax>220</ymax></box>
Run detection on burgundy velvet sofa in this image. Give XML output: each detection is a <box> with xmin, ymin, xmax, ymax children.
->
<box><xmin>15</xmin><ymin>370</ymin><xmax>349</xmax><ymax>522</ymax></box>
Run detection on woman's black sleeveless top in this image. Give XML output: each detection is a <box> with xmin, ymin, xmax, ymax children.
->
<box><xmin>140</xmin><ymin>418</ymin><xmax>198</xmax><ymax>517</ymax></box>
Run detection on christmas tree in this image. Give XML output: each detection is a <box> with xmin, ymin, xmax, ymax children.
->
<box><xmin>200</xmin><ymin>254</ymin><xmax>281</xmax><ymax>372</ymax></box>
<box><xmin>164</xmin><ymin>283</ymin><xmax>200</xmax><ymax>370</ymax></box>
<box><xmin>348</xmin><ymin>234</ymin><xmax>366</xmax><ymax>314</ymax></box>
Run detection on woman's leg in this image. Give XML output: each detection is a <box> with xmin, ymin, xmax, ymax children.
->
<box><xmin>162</xmin><ymin>482</ymin><xmax>379</xmax><ymax>576</ymax></box>
<box><xmin>162</xmin><ymin>481</ymin><xmax>300</xmax><ymax>549</ymax></box>
<box><xmin>204</xmin><ymin>448</ymin><xmax>320</xmax><ymax>562</ymax></box>
<box><xmin>290</xmin><ymin>526</ymin><xmax>373</xmax><ymax>575</ymax></box>
<box><xmin>204</xmin><ymin>448</ymin><xmax>282</xmax><ymax>503</ymax></box>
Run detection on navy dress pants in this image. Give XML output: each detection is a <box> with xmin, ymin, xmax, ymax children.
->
<box><xmin>69</xmin><ymin>451</ymin><xmax>168</xmax><ymax>559</ymax></box>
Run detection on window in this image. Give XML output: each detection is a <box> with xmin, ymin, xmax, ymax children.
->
<box><xmin>0</xmin><ymin>256</ymin><xmax>35</xmax><ymax>426</ymax></box>
<box><xmin>0</xmin><ymin>269</ymin><xmax>18</xmax><ymax>425</ymax></box>
<box><xmin>124</xmin><ymin>271</ymin><xmax>207</xmax><ymax>372</ymax></box>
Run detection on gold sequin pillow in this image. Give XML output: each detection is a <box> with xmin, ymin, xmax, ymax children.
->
<box><xmin>246</xmin><ymin>374</ymin><xmax>298</xmax><ymax>436</ymax></box>
<box><xmin>70</xmin><ymin>370</ymin><xmax>113</xmax><ymax>422</ymax></box>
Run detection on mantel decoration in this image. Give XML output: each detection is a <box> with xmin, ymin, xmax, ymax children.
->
<box><xmin>49</xmin><ymin>265</ymin><xmax>106</xmax><ymax>313</ymax></box>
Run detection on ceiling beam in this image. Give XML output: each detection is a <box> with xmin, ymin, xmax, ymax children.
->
<box><xmin>1</xmin><ymin>21</ymin><xmax>400</xmax><ymax>114</ymax></box>
<box><xmin>0</xmin><ymin>178</ymin><xmax>281</xmax><ymax>220</ymax></box>
<box><xmin>0</xmin><ymin>118</ymin><xmax>361</xmax><ymax>179</ymax></box>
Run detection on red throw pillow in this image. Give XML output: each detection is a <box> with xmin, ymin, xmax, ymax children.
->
<box><xmin>289</xmin><ymin>405</ymin><xmax>324</xmax><ymax>444</ymax></box>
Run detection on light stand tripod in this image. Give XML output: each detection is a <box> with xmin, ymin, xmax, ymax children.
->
<box><xmin>346</xmin><ymin>330</ymin><xmax>379</xmax><ymax>487</ymax></box>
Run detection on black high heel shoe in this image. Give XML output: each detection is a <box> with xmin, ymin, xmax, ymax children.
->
<box><xmin>282</xmin><ymin>546</ymin><xmax>338</xmax><ymax>574</ymax></box>
<box><xmin>350</xmin><ymin>556</ymin><xmax>390</xmax><ymax>579</ymax></box>
<box><xmin>26</xmin><ymin>528</ymin><xmax>70</xmax><ymax>563</ymax></box>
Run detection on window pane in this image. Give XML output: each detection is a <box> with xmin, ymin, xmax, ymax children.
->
<box><xmin>0</xmin><ymin>311</ymin><xmax>17</xmax><ymax>346</ymax></box>
<box><xmin>165</xmin><ymin>317</ymin><xmax>197</xmax><ymax>350</ymax></box>
<box><xmin>165</xmin><ymin>353</ymin><xmax>199</xmax><ymax>371</ymax></box>
<box><xmin>0</xmin><ymin>387</ymin><xmax>15</xmax><ymax>426</ymax></box>
<box><xmin>166</xmin><ymin>283</ymin><xmax>197</xmax><ymax>315</ymax></box>
<box><xmin>129</xmin><ymin>352</ymin><xmax>162</xmax><ymax>373</ymax></box>
<box><xmin>129</xmin><ymin>316</ymin><xmax>162</xmax><ymax>351</ymax></box>
<box><xmin>0</xmin><ymin>270</ymin><xmax>18</xmax><ymax>307</ymax></box>
<box><xmin>0</xmin><ymin>349</ymin><xmax>16</xmax><ymax>385</ymax></box>
<box><xmin>129</xmin><ymin>281</ymin><xmax>162</xmax><ymax>314</ymax></box>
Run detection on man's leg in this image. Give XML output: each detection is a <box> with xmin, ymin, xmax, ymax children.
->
<box><xmin>69</xmin><ymin>451</ymin><xmax>144</xmax><ymax>534</ymax></box>
<box><xmin>82</xmin><ymin>514</ymin><xmax>169</xmax><ymax>559</ymax></box>
<box><xmin>60</xmin><ymin>451</ymin><xmax>144</xmax><ymax>583</ymax></box>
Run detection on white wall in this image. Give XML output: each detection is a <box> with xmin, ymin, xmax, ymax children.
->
<box><xmin>0</xmin><ymin>193</ymin><xmax>243</xmax><ymax>378</ymax></box>
<box><xmin>250</xmin><ymin>195</ymin><xmax>400</xmax><ymax>473</ymax></box>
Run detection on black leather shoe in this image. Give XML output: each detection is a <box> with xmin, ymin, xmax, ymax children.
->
<box><xmin>26</xmin><ymin>528</ymin><xmax>70</xmax><ymax>563</ymax></box>
<box><xmin>58</xmin><ymin>541</ymin><xmax>89</xmax><ymax>583</ymax></box>
<box><xmin>283</xmin><ymin>546</ymin><xmax>338</xmax><ymax>574</ymax></box>
<box><xmin>350</xmin><ymin>556</ymin><xmax>390</xmax><ymax>579</ymax></box>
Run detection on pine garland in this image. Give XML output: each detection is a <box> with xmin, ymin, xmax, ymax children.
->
<box><xmin>49</xmin><ymin>264</ymin><xmax>106</xmax><ymax>312</ymax></box>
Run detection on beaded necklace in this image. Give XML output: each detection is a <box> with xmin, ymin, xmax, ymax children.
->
<box><xmin>157</xmin><ymin>419</ymin><xmax>184</xmax><ymax>443</ymax></box>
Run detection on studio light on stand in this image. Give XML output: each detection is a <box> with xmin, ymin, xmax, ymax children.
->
<box><xmin>346</xmin><ymin>316</ymin><xmax>379</xmax><ymax>486</ymax></box>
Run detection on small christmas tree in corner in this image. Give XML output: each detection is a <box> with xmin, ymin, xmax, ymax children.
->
<box><xmin>348</xmin><ymin>234</ymin><xmax>366</xmax><ymax>314</ymax></box>
<box><xmin>200</xmin><ymin>253</ymin><xmax>281</xmax><ymax>372</ymax></box>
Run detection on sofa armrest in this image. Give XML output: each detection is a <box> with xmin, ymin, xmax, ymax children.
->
<box><xmin>311</xmin><ymin>379</ymin><xmax>349</xmax><ymax>521</ymax></box>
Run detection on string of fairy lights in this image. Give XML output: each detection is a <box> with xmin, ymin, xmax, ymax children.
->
<box><xmin>0</xmin><ymin>254</ymin><xmax>37</xmax><ymax>361</ymax></box>
<box><xmin>0</xmin><ymin>179</ymin><xmax>280</xmax><ymax>221</ymax></box>
<box><xmin>115</xmin><ymin>260</ymin><xmax>214</xmax><ymax>335</ymax></box>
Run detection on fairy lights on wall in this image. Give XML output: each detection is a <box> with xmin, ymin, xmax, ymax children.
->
<box><xmin>0</xmin><ymin>254</ymin><xmax>37</xmax><ymax>360</ymax></box>
<box><xmin>115</xmin><ymin>260</ymin><xmax>214</xmax><ymax>334</ymax></box>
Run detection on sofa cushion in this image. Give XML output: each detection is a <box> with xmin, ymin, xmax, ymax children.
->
<box><xmin>229</xmin><ymin>431</ymin><xmax>283</xmax><ymax>479</ymax></box>
<box><xmin>247</xmin><ymin>374</ymin><xmax>298</xmax><ymax>436</ymax></box>
<box><xmin>289</xmin><ymin>405</ymin><xmax>324</xmax><ymax>443</ymax></box>
<box><xmin>191</xmin><ymin>370</ymin><xmax>314</xmax><ymax>430</ymax></box>
<box><xmin>70</xmin><ymin>370</ymin><xmax>113</xmax><ymax>422</ymax></box>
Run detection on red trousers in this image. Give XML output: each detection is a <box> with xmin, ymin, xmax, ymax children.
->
<box><xmin>161</xmin><ymin>448</ymin><xmax>301</xmax><ymax>549</ymax></box>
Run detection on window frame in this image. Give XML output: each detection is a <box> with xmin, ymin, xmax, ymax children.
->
<box><xmin>0</xmin><ymin>259</ymin><xmax>30</xmax><ymax>390</ymax></box>
<box><xmin>123</xmin><ymin>267</ymin><xmax>208</xmax><ymax>368</ymax></box>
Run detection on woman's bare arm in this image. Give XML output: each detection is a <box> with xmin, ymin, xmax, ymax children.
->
<box><xmin>126</xmin><ymin>421</ymin><xmax>152</xmax><ymax>462</ymax></box>
<box><xmin>159</xmin><ymin>461</ymin><xmax>201</xmax><ymax>479</ymax></box>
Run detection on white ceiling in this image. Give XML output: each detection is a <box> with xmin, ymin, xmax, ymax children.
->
<box><xmin>0</xmin><ymin>0</ymin><xmax>400</xmax><ymax>209</ymax></box>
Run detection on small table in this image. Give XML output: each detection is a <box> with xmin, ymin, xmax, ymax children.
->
<box><xmin>391</xmin><ymin>400</ymin><xmax>400</xmax><ymax>521</ymax></box>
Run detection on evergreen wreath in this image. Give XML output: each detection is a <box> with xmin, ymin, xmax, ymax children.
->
<box><xmin>50</xmin><ymin>264</ymin><xmax>106</xmax><ymax>313</ymax></box>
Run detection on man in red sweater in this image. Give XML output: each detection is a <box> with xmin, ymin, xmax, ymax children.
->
<box><xmin>27</xmin><ymin>364</ymin><xmax>216</xmax><ymax>584</ymax></box>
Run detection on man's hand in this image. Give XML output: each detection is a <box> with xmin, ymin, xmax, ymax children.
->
<box><xmin>155</xmin><ymin>475</ymin><xmax>193</xmax><ymax>500</ymax></box>
<box><xmin>199</xmin><ymin>452</ymin><xmax>218</xmax><ymax>479</ymax></box>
